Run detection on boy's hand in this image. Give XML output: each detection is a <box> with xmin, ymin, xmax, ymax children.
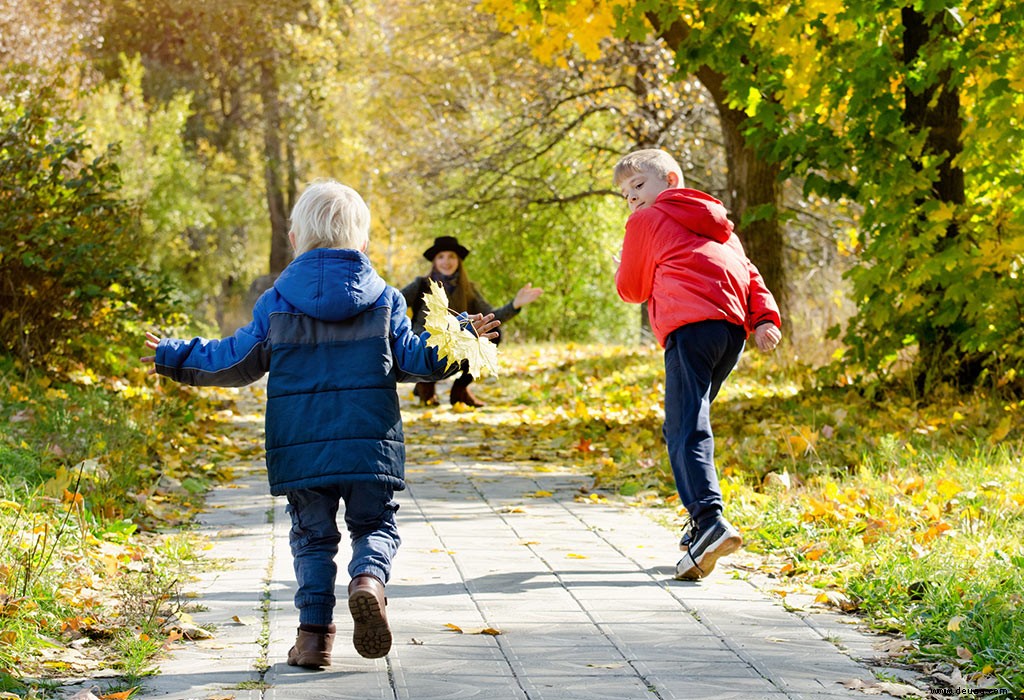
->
<box><xmin>753</xmin><ymin>323</ymin><xmax>781</xmax><ymax>353</ymax></box>
<box><xmin>141</xmin><ymin>331</ymin><xmax>161</xmax><ymax>375</ymax></box>
<box><xmin>468</xmin><ymin>313</ymin><xmax>500</xmax><ymax>340</ymax></box>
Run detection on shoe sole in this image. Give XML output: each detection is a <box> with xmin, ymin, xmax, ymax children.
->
<box><xmin>674</xmin><ymin>532</ymin><xmax>742</xmax><ymax>580</ymax></box>
<box><xmin>349</xmin><ymin>590</ymin><xmax>392</xmax><ymax>658</ymax></box>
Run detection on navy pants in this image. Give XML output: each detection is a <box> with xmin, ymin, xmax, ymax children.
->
<box><xmin>286</xmin><ymin>483</ymin><xmax>401</xmax><ymax>626</ymax></box>
<box><xmin>663</xmin><ymin>320</ymin><xmax>746</xmax><ymax>525</ymax></box>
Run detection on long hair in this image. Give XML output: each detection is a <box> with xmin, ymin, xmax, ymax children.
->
<box><xmin>449</xmin><ymin>262</ymin><xmax>472</xmax><ymax>312</ymax></box>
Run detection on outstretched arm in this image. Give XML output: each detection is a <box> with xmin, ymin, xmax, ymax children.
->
<box><xmin>512</xmin><ymin>283</ymin><xmax>543</xmax><ymax>310</ymax></box>
<box><xmin>140</xmin><ymin>331</ymin><xmax>161</xmax><ymax>375</ymax></box>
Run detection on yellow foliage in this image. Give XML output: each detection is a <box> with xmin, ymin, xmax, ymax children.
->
<box><xmin>478</xmin><ymin>0</ymin><xmax>631</xmax><ymax>65</ymax></box>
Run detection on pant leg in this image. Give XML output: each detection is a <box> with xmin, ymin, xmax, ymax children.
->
<box><xmin>451</xmin><ymin>371</ymin><xmax>474</xmax><ymax>389</ymax></box>
<box><xmin>662</xmin><ymin>321</ymin><xmax>746</xmax><ymax>524</ymax></box>
<box><xmin>341</xmin><ymin>482</ymin><xmax>401</xmax><ymax>585</ymax></box>
<box><xmin>287</xmin><ymin>487</ymin><xmax>343</xmax><ymax>626</ymax></box>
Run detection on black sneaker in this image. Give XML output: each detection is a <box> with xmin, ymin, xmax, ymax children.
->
<box><xmin>674</xmin><ymin>517</ymin><xmax>742</xmax><ymax>580</ymax></box>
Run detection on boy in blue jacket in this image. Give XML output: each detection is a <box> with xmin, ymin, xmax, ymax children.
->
<box><xmin>142</xmin><ymin>180</ymin><xmax>498</xmax><ymax>668</ymax></box>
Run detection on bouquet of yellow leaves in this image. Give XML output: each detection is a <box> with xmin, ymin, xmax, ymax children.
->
<box><xmin>422</xmin><ymin>280</ymin><xmax>500</xmax><ymax>378</ymax></box>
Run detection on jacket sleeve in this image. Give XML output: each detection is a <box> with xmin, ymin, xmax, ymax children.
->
<box><xmin>615</xmin><ymin>213</ymin><xmax>657</xmax><ymax>304</ymax></box>
<box><xmin>728</xmin><ymin>235</ymin><xmax>781</xmax><ymax>331</ymax></box>
<box><xmin>746</xmin><ymin>259</ymin><xmax>782</xmax><ymax>331</ymax></box>
<box><xmin>387</xmin><ymin>287</ymin><xmax>464</xmax><ymax>383</ymax></box>
<box><xmin>154</xmin><ymin>297</ymin><xmax>271</xmax><ymax>387</ymax></box>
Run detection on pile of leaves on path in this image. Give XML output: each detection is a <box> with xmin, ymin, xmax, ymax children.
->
<box><xmin>0</xmin><ymin>359</ymin><xmax>256</xmax><ymax>695</ymax></box>
<box><xmin>404</xmin><ymin>343</ymin><xmax>1024</xmax><ymax>696</ymax></box>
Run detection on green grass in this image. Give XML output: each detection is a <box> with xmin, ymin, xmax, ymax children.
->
<box><xmin>0</xmin><ymin>356</ymin><xmax>234</xmax><ymax>694</ymax></box>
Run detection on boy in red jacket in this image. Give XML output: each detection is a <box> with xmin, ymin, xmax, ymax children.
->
<box><xmin>613</xmin><ymin>149</ymin><xmax>782</xmax><ymax>580</ymax></box>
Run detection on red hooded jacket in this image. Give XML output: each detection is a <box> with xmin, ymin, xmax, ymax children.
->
<box><xmin>615</xmin><ymin>188</ymin><xmax>781</xmax><ymax>347</ymax></box>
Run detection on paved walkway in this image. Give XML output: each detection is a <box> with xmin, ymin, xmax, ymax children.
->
<box><xmin>138</xmin><ymin>386</ymin><xmax>902</xmax><ymax>700</ymax></box>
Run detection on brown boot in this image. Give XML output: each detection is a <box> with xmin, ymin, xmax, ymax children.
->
<box><xmin>449</xmin><ymin>374</ymin><xmax>484</xmax><ymax>407</ymax></box>
<box><xmin>348</xmin><ymin>574</ymin><xmax>391</xmax><ymax>658</ymax></box>
<box><xmin>287</xmin><ymin>624</ymin><xmax>336</xmax><ymax>669</ymax></box>
<box><xmin>413</xmin><ymin>382</ymin><xmax>439</xmax><ymax>406</ymax></box>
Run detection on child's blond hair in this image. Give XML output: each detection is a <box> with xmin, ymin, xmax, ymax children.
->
<box><xmin>289</xmin><ymin>180</ymin><xmax>370</xmax><ymax>256</ymax></box>
<box><xmin>613</xmin><ymin>149</ymin><xmax>685</xmax><ymax>188</ymax></box>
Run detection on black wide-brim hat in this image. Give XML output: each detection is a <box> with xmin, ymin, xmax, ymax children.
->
<box><xmin>423</xmin><ymin>235</ymin><xmax>470</xmax><ymax>261</ymax></box>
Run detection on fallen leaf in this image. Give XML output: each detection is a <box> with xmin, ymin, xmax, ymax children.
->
<box><xmin>443</xmin><ymin>623</ymin><xmax>500</xmax><ymax>635</ymax></box>
<box><xmin>873</xmin><ymin>638</ymin><xmax>915</xmax><ymax>655</ymax></box>
<box><xmin>68</xmin><ymin>691</ymin><xmax>101</xmax><ymax>700</ymax></box>
<box><xmin>839</xmin><ymin>678</ymin><xmax>926</xmax><ymax>697</ymax></box>
<box><xmin>468</xmin><ymin>627</ymin><xmax>502</xmax><ymax>636</ymax></box>
<box><xmin>815</xmin><ymin>590</ymin><xmax>858</xmax><ymax>612</ymax></box>
<box><xmin>100</xmin><ymin>690</ymin><xmax>137</xmax><ymax>700</ymax></box>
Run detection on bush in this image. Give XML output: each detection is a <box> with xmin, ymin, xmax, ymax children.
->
<box><xmin>0</xmin><ymin>79</ymin><xmax>165</xmax><ymax>368</ymax></box>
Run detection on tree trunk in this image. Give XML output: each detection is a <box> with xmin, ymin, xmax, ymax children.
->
<box><xmin>901</xmin><ymin>7</ymin><xmax>976</xmax><ymax>390</ymax></box>
<box><xmin>260</xmin><ymin>57</ymin><xmax>292</xmax><ymax>276</ymax></box>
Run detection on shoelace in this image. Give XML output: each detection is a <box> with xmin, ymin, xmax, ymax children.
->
<box><xmin>680</xmin><ymin>517</ymin><xmax>699</xmax><ymax>547</ymax></box>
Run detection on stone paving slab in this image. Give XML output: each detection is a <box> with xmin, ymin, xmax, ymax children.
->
<box><xmin>138</xmin><ymin>390</ymin><xmax>907</xmax><ymax>700</ymax></box>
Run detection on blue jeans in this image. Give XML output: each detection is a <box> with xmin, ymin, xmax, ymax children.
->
<box><xmin>663</xmin><ymin>321</ymin><xmax>746</xmax><ymax>525</ymax></box>
<box><xmin>286</xmin><ymin>483</ymin><xmax>401</xmax><ymax>626</ymax></box>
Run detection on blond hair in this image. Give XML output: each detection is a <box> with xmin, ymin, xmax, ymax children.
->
<box><xmin>612</xmin><ymin>149</ymin><xmax>685</xmax><ymax>188</ymax></box>
<box><xmin>289</xmin><ymin>180</ymin><xmax>370</xmax><ymax>256</ymax></box>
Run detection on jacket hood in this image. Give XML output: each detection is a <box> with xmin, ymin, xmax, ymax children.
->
<box><xmin>274</xmin><ymin>249</ymin><xmax>387</xmax><ymax>322</ymax></box>
<box><xmin>650</xmin><ymin>188</ymin><xmax>733</xmax><ymax>243</ymax></box>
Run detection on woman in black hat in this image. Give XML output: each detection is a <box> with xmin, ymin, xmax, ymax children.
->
<box><xmin>401</xmin><ymin>235</ymin><xmax>543</xmax><ymax>407</ymax></box>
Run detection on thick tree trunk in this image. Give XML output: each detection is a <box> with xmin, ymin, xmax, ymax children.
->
<box><xmin>901</xmin><ymin>7</ymin><xmax>975</xmax><ymax>389</ymax></box>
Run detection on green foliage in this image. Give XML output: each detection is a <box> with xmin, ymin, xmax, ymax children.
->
<box><xmin>80</xmin><ymin>54</ymin><xmax>268</xmax><ymax>310</ymax></box>
<box><xmin>795</xmin><ymin>3</ymin><xmax>1024</xmax><ymax>391</ymax></box>
<box><xmin>0</xmin><ymin>79</ymin><xmax>165</xmax><ymax>368</ymax></box>
<box><xmin>441</xmin><ymin>196</ymin><xmax>635</xmax><ymax>343</ymax></box>
<box><xmin>726</xmin><ymin>1</ymin><xmax>1024</xmax><ymax>390</ymax></box>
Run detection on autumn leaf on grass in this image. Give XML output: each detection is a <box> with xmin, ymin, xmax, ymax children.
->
<box><xmin>423</xmin><ymin>280</ymin><xmax>499</xmax><ymax>378</ymax></box>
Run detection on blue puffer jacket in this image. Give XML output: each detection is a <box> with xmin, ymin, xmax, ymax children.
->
<box><xmin>154</xmin><ymin>248</ymin><xmax>459</xmax><ymax>496</ymax></box>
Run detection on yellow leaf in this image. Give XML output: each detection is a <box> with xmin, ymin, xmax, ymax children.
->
<box><xmin>989</xmin><ymin>415</ymin><xmax>1013</xmax><ymax>444</ymax></box>
<box><xmin>469</xmin><ymin>627</ymin><xmax>502</xmax><ymax>636</ymax></box>
<box><xmin>444</xmin><ymin>623</ymin><xmax>463</xmax><ymax>633</ymax></box>
<box><xmin>947</xmin><ymin>615</ymin><xmax>964</xmax><ymax>631</ymax></box>
<box><xmin>936</xmin><ymin>478</ymin><xmax>963</xmax><ymax>500</ymax></box>
<box><xmin>800</xmin><ymin>541</ymin><xmax>828</xmax><ymax>561</ymax></box>
<box><xmin>422</xmin><ymin>280</ymin><xmax>500</xmax><ymax>378</ymax></box>
<box><xmin>567</xmin><ymin>553</ymin><xmax>588</xmax><ymax>559</ymax></box>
